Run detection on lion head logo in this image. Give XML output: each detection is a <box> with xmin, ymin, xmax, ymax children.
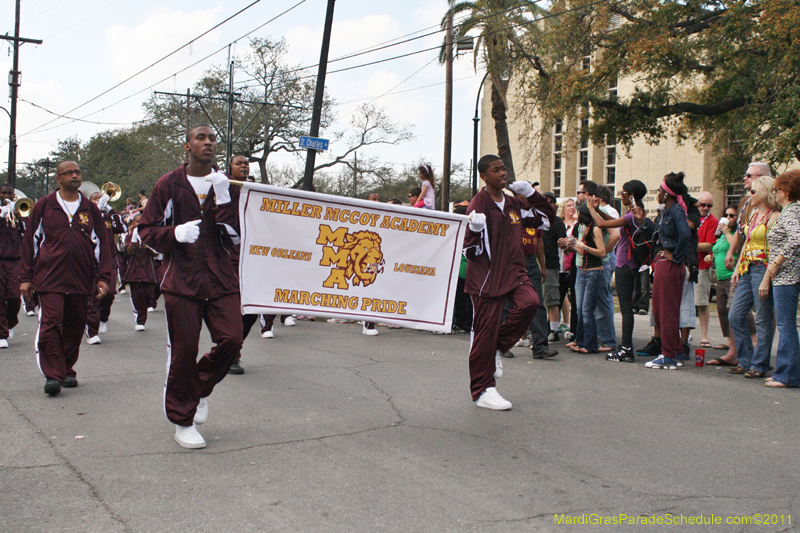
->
<box><xmin>340</xmin><ymin>230</ymin><xmax>385</xmax><ymax>287</ymax></box>
<box><xmin>509</xmin><ymin>211</ymin><xmax>521</xmax><ymax>224</ymax></box>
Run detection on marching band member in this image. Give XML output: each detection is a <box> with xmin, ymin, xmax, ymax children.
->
<box><xmin>123</xmin><ymin>214</ymin><xmax>158</xmax><ymax>331</ymax></box>
<box><xmin>463</xmin><ymin>155</ymin><xmax>554</xmax><ymax>411</ymax></box>
<box><xmin>20</xmin><ymin>161</ymin><xmax>114</xmax><ymax>396</ymax></box>
<box><xmin>85</xmin><ymin>190</ymin><xmax>127</xmax><ymax>343</ymax></box>
<box><xmin>0</xmin><ymin>184</ymin><xmax>23</xmax><ymax>348</ymax></box>
<box><xmin>138</xmin><ymin>126</ymin><xmax>242</xmax><ymax>449</ymax></box>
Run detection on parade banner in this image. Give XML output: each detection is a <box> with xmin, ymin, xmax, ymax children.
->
<box><xmin>238</xmin><ymin>183</ymin><xmax>469</xmax><ymax>332</ymax></box>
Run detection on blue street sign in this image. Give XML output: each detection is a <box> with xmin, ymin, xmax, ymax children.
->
<box><xmin>299</xmin><ymin>136</ymin><xmax>329</xmax><ymax>151</ymax></box>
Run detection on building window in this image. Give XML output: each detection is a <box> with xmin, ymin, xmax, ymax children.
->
<box><xmin>579</xmin><ymin>169</ymin><xmax>587</xmax><ymax>181</ymax></box>
<box><xmin>582</xmin><ymin>56</ymin><xmax>591</xmax><ymax>71</ymax></box>
<box><xmin>553</xmin><ymin>120</ymin><xmax>563</xmax><ymax>192</ymax></box>
<box><xmin>608</xmin><ymin>77</ymin><xmax>618</xmax><ymax>98</ymax></box>
<box><xmin>605</xmin><ymin>137</ymin><xmax>616</xmax><ymax>186</ymax></box>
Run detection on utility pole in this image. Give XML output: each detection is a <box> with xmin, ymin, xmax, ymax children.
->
<box><xmin>184</xmin><ymin>89</ymin><xmax>191</xmax><ymax>163</ymax></box>
<box><xmin>2</xmin><ymin>0</ymin><xmax>43</xmax><ymax>188</ymax></box>
<box><xmin>441</xmin><ymin>3</ymin><xmax>454</xmax><ymax>211</ymax></box>
<box><xmin>302</xmin><ymin>0</ymin><xmax>336</xmax><ymax>192</ymax></box>
<box><xmin>225</xmin><ymin>56</ymin><xmax>235</xmax><ymax>172</ymax></box>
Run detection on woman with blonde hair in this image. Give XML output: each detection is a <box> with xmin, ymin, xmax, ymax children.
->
<box><xmin>559</xmin><ymin>198</ymin><xmax>577</xmax><ymax>339</ymax></box>
<box><xmin>728</xmin><ymin>176</ymin><xmax>780</xmax><ymax>378</ymax></box>
<box><xmin>761</xmin><ymin>170</ymin><xmax>800</xmax><ymax>387</ymax></box>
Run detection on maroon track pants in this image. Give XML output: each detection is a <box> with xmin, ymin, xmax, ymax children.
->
<box><xmin>37</xmin><ymin>292</ymin><xmax>88</xmax><ymax>382</ymax></box>
<box><xmin>86</xmin><ymin>290</ymin><xmax>115</xmax><ymax>337</ymax></box>
<box><xmin>0</xmin><ymin>259</ymin><xmax>20</xmax><ymax>339</ymax></box>
<box><xmin>129</xmin><ymin>282</ymin><xmax>156</xmax><ymax>325</ymax></box>
<box><xmin>651</xmin><ymin>258</ymin><xmax>686</xmax><ymax>359</ymax></box>
<box><xmin>469</xmin><ymin>282</ymin><xmax>539</xmax><ymax>400</ymax></box>
<box><xmin>164</xmin><ymin>292</ymin><xmax>243</xmax><ymax>426</ymax></box>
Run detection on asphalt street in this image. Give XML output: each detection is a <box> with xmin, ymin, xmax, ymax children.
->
<box><xmin>1</xmin><ymin>296</ymin><xmax>797</xmax><ymax>533</ymax></box>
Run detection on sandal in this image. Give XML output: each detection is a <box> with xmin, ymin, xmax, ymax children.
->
<box><xmin>569</xmin><ymin>345</ymin><xmax>582</xmax><ymax>352</ymax></box>
<box><xmin>699</xmin><ymin>341</ymin><xmax>713</xmax><ymax>348</ymax></box>
<box><xmin>713</xmin><ymin>344</ymin><xmax>729</xmax><ymax>350</ymax></box>
<box><xmin>565</xmin><ymin>341</ymin><xmax>577</xmax><ymax>348</ymax></box>
<box><xmin>728</xmin><ymin>366</ymin><xmax>746</xmax><ymax>374</ymax></box>
<box><xmin>599</xmin><ymin>345</ymin><xmax>613</xmax><ymax>353</ymax></box>
<box><xmin>576</xmin><ymin>347</ymin><xmax>598</xmax><ymax>354</ymax></box>
<box><xmin>765</xmin><ymin>380</ymin><xmax>790</xmax><ymax>388</ymax></box>
<box><xmin>706</xmin><ymin>357</ymin><xmax>737</xmax><ymax>367</ymax></box>
<box><xmin>744</xmin><ymin>369</ymin><xmax>764</xmax><ymax>379</ymax></box>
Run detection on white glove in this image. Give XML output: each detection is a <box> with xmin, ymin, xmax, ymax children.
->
<box><xmin>131</xmin><ymin>228</ymin><xmax>141</xmax><ymax>244</ymax></box>
<box><xmin>174</xmin><ymin>219</ymin><xmax>201</xmax><ymax>244</ymax></box>
<box><xmin>0</xmin><ymin>205</ymin><xmax>10</xmax><ymax>219</ymax></box>
<box><xmin>210</xmin><ymin>171</ymin><xmax>231</xmax><ymax>205</ymax></box>
<box><xmin>508</xmin><ymin>181</ymin><xmax>535</xmax><ymax>198</ymax></box>
<box><xmin>97</xmin><ymin>194</ymin><xmax>110</xmax><ymax>213</ymax></box>
<box><xmin>468</xmin><ymin>212</ymin><xmax>486</xmax><ymax>232</ymax></box>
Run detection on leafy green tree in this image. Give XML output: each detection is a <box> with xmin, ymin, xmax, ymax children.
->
<box><xmin>516</xmin><ymin>0</ymin><xmax>800</xmax><ymax>183</ymax></box>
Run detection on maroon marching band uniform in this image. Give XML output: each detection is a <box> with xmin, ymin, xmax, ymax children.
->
<box><xmin>86</xmin><ymin>208</ymin><xmax>127</xmax><ymax>337</ymax></box>
<box><xmin>137</xmin><ymin>164</ymin><xmax>243</xmax><ymax>427</ymax></box>
<box><xmin>463</xmin><ymin>188</ymin><xmax>554</xmax><ymax>400</ymax></box>
<box><xmin>0</xmin><ymin>213</ymin><xmax>23</xmax><ymax>340</ymax></box>
<box><xmin>122</xmin><ymin>230</ymin><xmax>158</xmax><ymax>326</ymax></box>
<box><xmin>20</xmin><ymin>191</ymin><xmax>114</xmax><ymax>383</ymax></box>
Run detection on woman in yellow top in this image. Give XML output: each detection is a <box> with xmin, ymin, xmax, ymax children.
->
<box><xmin>729</xmin><ymin>176</ymin><xmax>781</xmax><ymax>378</ymax></box>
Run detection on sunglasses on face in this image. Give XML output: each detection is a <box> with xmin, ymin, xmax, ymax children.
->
<box><xmin>699</xmin><ymin>203</ymin><xmax>713</xmax><ymax>208</ymax></box>
<box><xmin>726</xmin><ymin>213</ymin><xmax>737</xmax><ymax>218</ymax></box>
<box><xmin>57</xmin><ymin>169</ymin><xmax>82</xmax><ymax>177</ymax></box>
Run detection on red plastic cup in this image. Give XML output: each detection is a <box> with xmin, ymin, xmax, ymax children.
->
<box><xmin>695</xmin><ymin>349</ymin><xmax>705</xmax><ymax>367</ymax></box>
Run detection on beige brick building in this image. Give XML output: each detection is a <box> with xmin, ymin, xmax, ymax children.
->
<box><xmin>479</xmin><ymin>77</ymin><xmax>733</xmax><ymax>218</ymax></box>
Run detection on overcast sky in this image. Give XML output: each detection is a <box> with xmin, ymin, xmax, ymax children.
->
<box><xmin>0</xmin><ymin>0</ymin><xmax>487</xmax><ymax>182</ymax></box>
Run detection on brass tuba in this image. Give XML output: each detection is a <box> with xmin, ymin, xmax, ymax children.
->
<box><xmin>101</xmin><ymin>182</ymin><xmax>122</xmax><ymax>202</ymax></box>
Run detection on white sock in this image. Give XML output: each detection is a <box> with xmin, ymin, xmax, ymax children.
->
<box><xmin>550</xmin><ymin>322</ymin><xmax>560</xmax><ymax>332</ymax></box>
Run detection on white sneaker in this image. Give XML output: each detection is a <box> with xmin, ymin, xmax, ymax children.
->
<box><xmin>134</xmin><ymin>324</ymin><xmax>146</xmax><ymax>331</ymax></box>
<box><xmin>98</xmin><ymin>322</ymin><xmax>107</xmax><ymax>334</ymax></box>
<box><xmin>494</xmin><ymin>350</ymin><xmax>503</xmax><ymax>379</ymax></box>
<box><xmin>362</xmin><ymin>325</ymin><xmax>379</xmax><ymax>336</ymax></box>
<box><xmin>147</xmin><ymin>307</ymin><xmax>155</xmax><ymax>312</ymax></box>
<box><xmin>87</xmin><ymin>335</ymin><xmax>101</xmax><ymax>345</ymax></box>
<box><xmin>7</xmin><ymin>329</ymin><xmax>12</xmax><ymax>340</ymax></box>
<box><xmin>0</xmin><ymin>339</ymin><xmax>7</xmax><ymax>349</ymax></box>
<box><xmin>26</xmin><ymin>310</ymin><xmax>35</xmax><ymax>317</ymax></box>
<box><xmin>174</xmin><ymin>424</ymin><xmax>206</xmax><ymax>449</ymax></box>
<box><xmin>476</xmin><ymin>387</ymin><xmax>512</xmax><ymax>410</ymax></box>
<box><xmin>283</xmin><ymin>316</ymin><xmax>296</xmax><ymax>327</ymax></box>
<box><xmin>261</xmin><ymin>328</ymin><xmax>274</xmax><ymax>339</ymax></box>
<box><xmin>119</xmin><ymin>289</ymin><xmax>127</xmax><ymax>294</ymax></box>
<box><xmin>194</xmin><ymin>397</ymin><xmax>208</xmax><ymax>425</ymax></box>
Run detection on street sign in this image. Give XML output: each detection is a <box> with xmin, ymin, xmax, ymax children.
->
<box><xmin>299</xmin><ymin>136</ymin><xmax>329</xmax><ymax>151</ymax></box>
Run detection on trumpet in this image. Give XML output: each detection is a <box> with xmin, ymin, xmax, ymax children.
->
<box><xmin>7</xmin><ymin>197</ymin><xmax>34</xmax><ymax>227</ymax></box>
<box><xmin>101</xmin><ymin>182</ymin><xmax>122</xmax><ymax>202</ymax></box>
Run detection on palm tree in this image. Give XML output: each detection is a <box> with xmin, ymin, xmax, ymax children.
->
<box><xmin>441</xmin><ymin>0</ymin><xmax>544</xmax><ymax>183</ymax></box>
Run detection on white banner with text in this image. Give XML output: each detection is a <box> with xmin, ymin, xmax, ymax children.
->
<box><xmin>238</xmin><ymin>183</ymin><xmax>469</xmax><ymax>332</ymax></box>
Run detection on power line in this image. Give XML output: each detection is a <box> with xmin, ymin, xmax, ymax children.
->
<box><xmin>19</xmin><ymin>0</ymin><xmax>308</xmax><ymax>138</ymax></box>
<box><xmin>43</xmin><ymin>0</ymin><xmax>123</xmax><ymax>41</ymax></box>
<box><xmin>19</xmin><ymin>98</ymin><xmax>138</xmax><ymax>126</ymax></box>
<box><xmin>21</xmin><ymin>0</ymin><xmax>265</xmax><ymax>137</ymax></box>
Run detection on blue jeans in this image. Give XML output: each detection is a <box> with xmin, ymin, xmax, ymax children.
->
<box><xmin>729</xmin><ymin>264</ymin><xmax>774</xmax><ymax>372</ymax></box>
<box><xmin>577</xmin><ymin>269</ymin><xmax>604</xmax><ymax>352</ymax></box>
<box><xmin>772</xmin><ymin>284</ymin><xmax>800</xmax><ymax>386</ymax></box>
<box><xmin>594</xmin><ymin>253</ymin><xmax>616</xmax><ymax>349</ymax></box>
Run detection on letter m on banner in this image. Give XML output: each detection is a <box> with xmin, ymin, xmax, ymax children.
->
<box><xmin>317</xmin><ymin>225</ymin><xmax>350</xmax><ymax>289</ymax></box>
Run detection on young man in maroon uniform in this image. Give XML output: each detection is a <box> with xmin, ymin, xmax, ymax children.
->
<box><xmin>463</xmin><ymin>155</ymin><xmax>554</xmax><ymax>410</ymax></box>
<box><xmin>20</xmin><ymin>161</ymin><xmax>114</xmax><ymax>396</ymax></box>
<box><xmin>85</xmin><ymin>190</ymin><xmax>127</xmax><ymax>343</ymax></box>
<box><xmin>0</xmin><ymin>184</ymin><xmax>23</xmax><ymax>348</ymax></box>
<box><xmin>138</xmin><ymin>125</ymin><xmax>242</xmax><ymax>449</ymax></box>
<box><xmin>123</xmin><ymin>214</ymin><xmax>158</xmax><ymax>330</ymax></box>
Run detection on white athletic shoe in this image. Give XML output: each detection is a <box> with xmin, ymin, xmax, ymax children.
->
<box><xmin>26</xmin><ymin>310</ymin><xmax>35</xmax><ymax>317</ymax></box>
<box><xmin>118</xmin><ymin>289</ymin><xmax>127</xmax><ymax>294</ymax></box>
<box><xmin>194</xmin><ymin>397</ymin><xmax>208</xmax><ymax>425</ymax></box>
<box><xmin>283</xmin><ymin>316</ymin><xmax>296</xmax><ymax>327</ymax></box>
<box><xmin>362</xmin><ymin>325</ymin><xmax>379</xmax><ymax>336</ymax></box>
<box><xmin>494</xmin><ymin>350</ymin><xmax>503</xmax><ymax>379</ymax></box>
<box><xmin>134</xmin><ymin>324</ymin><xmax>146</xmax><ymax>331</ymax></box>
<box><xmin>174</xmin><ymin>424</ymin><xmax>206</xmax><ymax>449</ymax></box>
<box><xmin>476</xmin><ymin>387</ymin><xmax>512</xmax><ymax>411</ymax></box>
<box><xmin>0</xmin><ymin>339</ymin><xmax>8</xmax><ymax>349</ymax></box>
<box><xmin>147</xmin><ymin>307</ymin><xmax>155</xmax><ymax>312</ymax></box>
<box><xmin>98</xmin><ymin>322</ymin><xmax>107</xmax><ymax>334</ymax></box>
<box><xmin>87</xmin><ymin>335</ymin><xmax>101</xmax><ymax>345</ymax></box>
<box><xmin>261</xmin><ymin>328</ymin><xmax>274</xmax><ymax>339</ymax></box>
<box><xmin>7</xmin><ymin>328</ymin><xmax>12</xmax><ymax>340</ymax></box>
